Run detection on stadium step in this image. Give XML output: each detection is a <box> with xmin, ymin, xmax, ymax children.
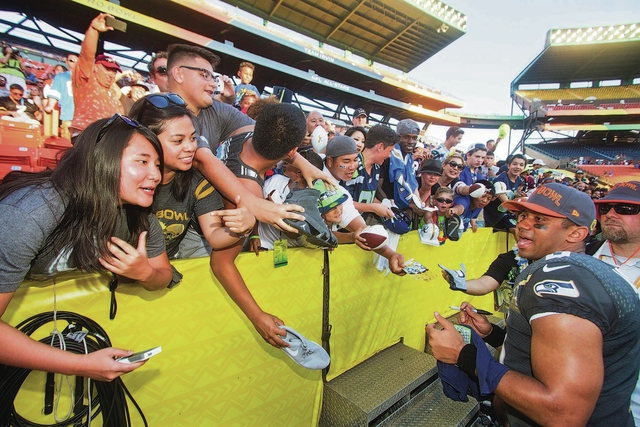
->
<box><xmin>377</xmin><ymin>379</ymin><xmax>479</xmax><ymax>427</ymax></box>
<box><xmin>319</xmin><ymin>342</ymin><xmax>479</xmax><ymax>427</ymax></box>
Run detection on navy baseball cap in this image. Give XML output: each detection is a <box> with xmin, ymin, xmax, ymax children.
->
<box><xmin>501</xmin><ymin>183</ymin><xmax>596</xmax><ymax>230</ymax></box>
<box><xmin>353</xmin><ymin>108</ymin><xmax>367</xmax><ymax>118</ymax></box>
<box><xmin>593</xmin><ymin>181</ymin><xmax>640</xmax><ymax>205</ymax></box>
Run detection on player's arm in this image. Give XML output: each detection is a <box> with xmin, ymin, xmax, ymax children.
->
<box><xmin>209</xmin><ymin>180</ymin><xmax>287</xmax><ymax>348</ymax></box>
<box><xmin>194</xmin><ymin>147</ymin><xmax>304</xmax><ymax>233</ymax></box>
<box><xmin>494</xmin><ymin>313</ymin><xmax>603</xmax><ymax>426</ymax></box>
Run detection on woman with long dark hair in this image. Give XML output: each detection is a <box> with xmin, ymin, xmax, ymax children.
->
<box><xmin>0</xmin><ymin>115</ymin><xmax>173</xmax><ymax>380</ymax></box>
<box><xmin>129</xmin><ymin>93</ymin><xmax>254</xmax><ymax>257</ymax></box>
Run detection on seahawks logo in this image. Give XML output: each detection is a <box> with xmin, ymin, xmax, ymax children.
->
<box><xmin>533</xmin><ymin>280</ymin><xmax>580</xmax><ymax>298</ymax></box>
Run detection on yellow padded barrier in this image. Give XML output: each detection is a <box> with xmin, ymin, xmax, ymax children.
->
<box><xmin>4</xmin><ymin>228</ymin><xmax>510</xmax><ymax>426</ymax></box>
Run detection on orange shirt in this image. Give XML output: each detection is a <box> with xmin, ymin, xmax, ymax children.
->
<box><xmin>71</xmin><ymin>55</ymin><xmax>122</xmax><ymax>131</ymax></box>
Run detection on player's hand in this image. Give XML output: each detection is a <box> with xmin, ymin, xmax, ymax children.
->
<box><xmin>99</xmin><ymin>232</ymin><xmax>153</xmax><ymax>282</ymax></box>
<box><xmin>426</xmin><ymin>312</ymin><xmax>466</xmax><ymax>364</ymax></box>
<box><xmin>459</xmin><ymin>302</ymin><xmax>492</xmax><ymax>337</ymax></box>
<box><xmin>249</xmin><ymin>311</ymin><xmax>288</xmax><ymax>348</ymax></box>
<box><xmin>214</xmin><ymin>195</ymin><xmax>256</xmax><ymax>235</ymax></box>
<box><xmin>75</xmin><ymin>348</ymin><xmax>145</xmax><ymax>381</ymax></box>
<box><xmin>249</xmin><ymin>197</ymin><xmax>305</xmax><ymax>234</ymax></box>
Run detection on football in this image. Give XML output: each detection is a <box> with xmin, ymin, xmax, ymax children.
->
<box><xmin>359</xmin><ymin>224</ymin><xmax>389</xmax><ymax>250</ymax></box>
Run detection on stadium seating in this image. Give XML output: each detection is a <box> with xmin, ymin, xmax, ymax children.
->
<box><xmin>0</xmin><ymin>145</ymin><xmax>37</xmax><ymax>180</ymax></box>
<box><xmin>36</xmin><ymin>147</ymin><xmax>62</xmax><ymax>169</ymax></box>
<box><xmin>43</xmin><ymin>136</ymin><xmax>73</xmax><ymax>151</ymax></box>
<box><xmin>517</xmin><ymin>85</ymin><xmax>640</xmax><ymax>104</ymax></box>
<box><xmin>0</xmin><ymin>119</ymin><xmax>42</xmax><ymax>148</ymax></box>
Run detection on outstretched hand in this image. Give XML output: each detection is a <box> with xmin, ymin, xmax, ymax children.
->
<box><xmin>251</xmin><ymin>197</ymin><xmax>306</xmax><ymax>234</ymax></box>
<box><xmin>213</xmin><ymin>195</ymin><xmax>256</xmax><ymax>235</ymax></box>
<box><xmin>249</xmin><ymin>311</ymin><xmax>288</xmax><ymax>348</ymax></box>
<box><xmin>75</xmin><ymin>347</ymin><xmax>145</xmax><ymax>381</ymax></box>
<box><xmin>91</xmin><ymin>13</ymin><xmax>114</xmax><ymax>33</ymax></box>
<box><xmin>426</xmin><ymin>312</ymin><xmax>466</xmax><ymax>364</ymax></box>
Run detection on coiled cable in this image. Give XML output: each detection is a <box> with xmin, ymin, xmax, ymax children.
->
<box><xmin>0</xmin><ymin>311</ymin><xmax>148</xmax><ymax>427</ymax></box>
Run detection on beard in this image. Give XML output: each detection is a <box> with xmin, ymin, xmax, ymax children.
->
<box><xmin>602</xmin><ymin>226</ymin><xmax>630</xmax><ymax>244</ymax></box>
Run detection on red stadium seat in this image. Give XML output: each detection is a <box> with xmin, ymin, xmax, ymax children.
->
<box><xmin>36</xmin><ymin>147</ymin><xmax>62</xmax><ymax>169</ymax></box>
<box><xmin>43</xmin><ymin>136</ymin><xmax>73</xmax><ymax>151</ymax></box>
<box><xmin>0</xmin><ymin>119</ymin><xmax>42</xmax><ymax>148</ymax></box>
<box><xmin>0</xmin><ymin>145</ymin><xmax>36</xmax><ymax>180</ymax></box>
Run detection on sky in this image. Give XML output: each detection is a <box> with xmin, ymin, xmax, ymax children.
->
<box><xmin>406</xmin><ymin>0</ymin><xmax>640</xmax><ymax>158</ymax></box>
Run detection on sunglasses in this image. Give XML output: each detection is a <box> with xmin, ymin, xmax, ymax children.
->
<box><xmin>435</xmin><ymin>198</ymin><xmax>454</xmax><ymax>204</ymax></box>
<box><xmin>96</xmin><ymin>114</ymin><xmax>140</xmax><ymax>144</ymax></box>
<box><xmin>598</xmin><ymin>203</ymin><xmax>640</xmax><ymax>216</ymax></box>
<box><xmin>137</xmin><ymin>93</ymin><xmax>186</xmax><ymax>122</ymax></box>
<box><xmin>179</xmin><ymin>65</ymin><xmax>214</xmax><ymax>81</ymax></box>
<box><xmin>155</xmin><ymin>65</ymin><xmax>167</xmax><ymax>75</ymax></box>
<box><xmin>446</xmin><ymin>161</ymin><xmax>464</xmax><ymax>170</ymax></box>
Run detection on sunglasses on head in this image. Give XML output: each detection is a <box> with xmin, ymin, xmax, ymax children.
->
<box><xmin>446</xmin><ymin>161</ymin><xmax>464</xmax><ymax>170</ymax></box>
<box><xmin>137</xmin><ymin>93</ymin><xmax>186</xmax><ymax>122</ymax></box>
<box><xmin>155</xmin><ymin>65</ymin><xmax>167</xmax><ymax>75</ymax></box>
<box><xmin>598</xmin><ymin>203</ymin><xmax>640</xmax><ymax>216</ymax></box>
<box><xmin>96</xmin><ymin>114</ymin><xmax>140</xmax><ymax>144</ymax></box>
<box><xmin>435</xmin><ymin>198</ymin><xmax>454</xmax><ymax>204</ymax></box>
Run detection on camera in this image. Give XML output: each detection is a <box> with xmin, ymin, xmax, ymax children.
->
<box><xmin>213</xmin><ymin>72</ymin><xmax>224</xmax><ymax>94</ymax></box>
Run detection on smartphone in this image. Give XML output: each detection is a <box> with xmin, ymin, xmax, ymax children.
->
<box><xmin>106</xmin><ymin>17</ymin><xmax>127</xmax><ymax>33</ymax></box>
<box><xmin>454</xmin><ymin>324</ymin><xmax>472</xmax><ymax>344</ymax></box>
<box><xmin>213</xmin><ymin>73</ymin><xmax>225</xmax><ymax>94</ymax></box>
<box><xmin>116</xmin><ymin>346</ymin><xmax>162</xmax><ymax>364</ymax></box>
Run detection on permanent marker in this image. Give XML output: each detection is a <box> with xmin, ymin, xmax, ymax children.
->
<box><xmin>450</xmin><ymin>305</ymin><xmax>493</xmax><ymax>316</ymax></box>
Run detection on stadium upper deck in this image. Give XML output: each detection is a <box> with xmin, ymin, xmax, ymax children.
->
<box><xmin>2</xmin><ymin>0</ymin><xmax>467</xmax><ymax>126</ymax></box>
<box><xmin>511</xmin><ymin>22</ymin><xmax>640</xmax><ymax>133</ymax></box>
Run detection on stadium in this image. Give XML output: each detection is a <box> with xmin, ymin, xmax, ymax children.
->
<box><xmin>0</xmin><ymin>1</ymin><xmax>638</xmax><ymax>426</ymax></box>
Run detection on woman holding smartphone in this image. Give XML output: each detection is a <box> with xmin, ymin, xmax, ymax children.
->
<box><xmin>0</xmin><ymin>115</ymin><xmax>173</xmax><ymax>380</ymax></box>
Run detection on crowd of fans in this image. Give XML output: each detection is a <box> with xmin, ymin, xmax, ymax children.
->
<box><xmin>2</xmin><ymin>12</ymin><xmax>640</xmax><ymax>426</ymax></box>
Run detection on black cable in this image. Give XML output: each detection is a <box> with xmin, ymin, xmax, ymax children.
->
<box><xmin>0</xmin><ymin>311</ymin><xmax>147</xmax><ymax>427</ymax></box>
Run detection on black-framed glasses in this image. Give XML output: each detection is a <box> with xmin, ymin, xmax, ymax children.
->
<box><xmin>179</xmin><ymin>65</ymin><xmax>214</xmax><ymax>81</ymax></box>
<box><xmin>96</xmin><ymin>114</ymin><xmax>140</xmax><ymax>144</ymax></box>
<box><xmin>446</xmin><ymin>161</ymin><xmax>464</xmax><ymax>170</ymax></box>
<box><xmin>155</xmin><ymin>65</ymin><xmax>167</xmax><ymax>75</ymax></box>
<box><xmin>598</xmin><ymin>203</ymin><xmax>640</xmax><ymax>216</ymax></box>
<box><xmin>137</xmin><ymin>93</ymin><xmax>186</xmax><ymax>122</ymax></box>
<box><xmin>435</xmin><ymin>198</ymin><xmax>454</xmax><ymax>204</ymax></box>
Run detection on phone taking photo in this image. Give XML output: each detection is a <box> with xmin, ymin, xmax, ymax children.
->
<box><xmin>106</xmin><ymin>17</ymin><xmax>127</xmax><ymax>33</ymax></box>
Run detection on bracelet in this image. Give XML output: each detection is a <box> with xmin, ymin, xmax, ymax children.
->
<box><xmin>456</xmin><ymin>343</ymin><xmax>477</xmax><ymax>379</ymax></box>
<box><xmin>249</xmin><ymin>235</ymin><xmax>260</xmax><ymax>240</ymax></box>
<box><xmin>234</xmin><ymin>231</ymin><xmax>250</xmax><ymax>239</ymax></box>
<box><xmin>483</xmin><ymin>324</ymin><xmax>506</xmax><ymax>348</ymax></box>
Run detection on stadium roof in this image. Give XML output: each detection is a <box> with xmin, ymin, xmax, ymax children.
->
<box><xmin>511</xmin><ymin>23</ymin><xmax>640</xmax><ymax>93</ymax></box>
<box><xmin>214</xmin><ymin>0</ymin><xmax>467</xmax><ymax>73</ymax></box>
<box><xmin>1</xmin><ymin>0</ymin><xmax>463</xmax><ymax>125</ymax></box>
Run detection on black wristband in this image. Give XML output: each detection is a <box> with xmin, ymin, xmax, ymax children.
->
<box><xmin>456</xmin><ymin>343</ymin><xmax>477</xmax><ymax>379</ymax></box>
<box><xmin>483</xmin><ymin>324</ymin><xmax>506</xmax><ymax>348</ymax></box>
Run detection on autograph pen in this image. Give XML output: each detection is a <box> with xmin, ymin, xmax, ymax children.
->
<box><xmin>450</xmin><ymin>305</ymin><xmax>493</xmax><ymax>316</ymax></box>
